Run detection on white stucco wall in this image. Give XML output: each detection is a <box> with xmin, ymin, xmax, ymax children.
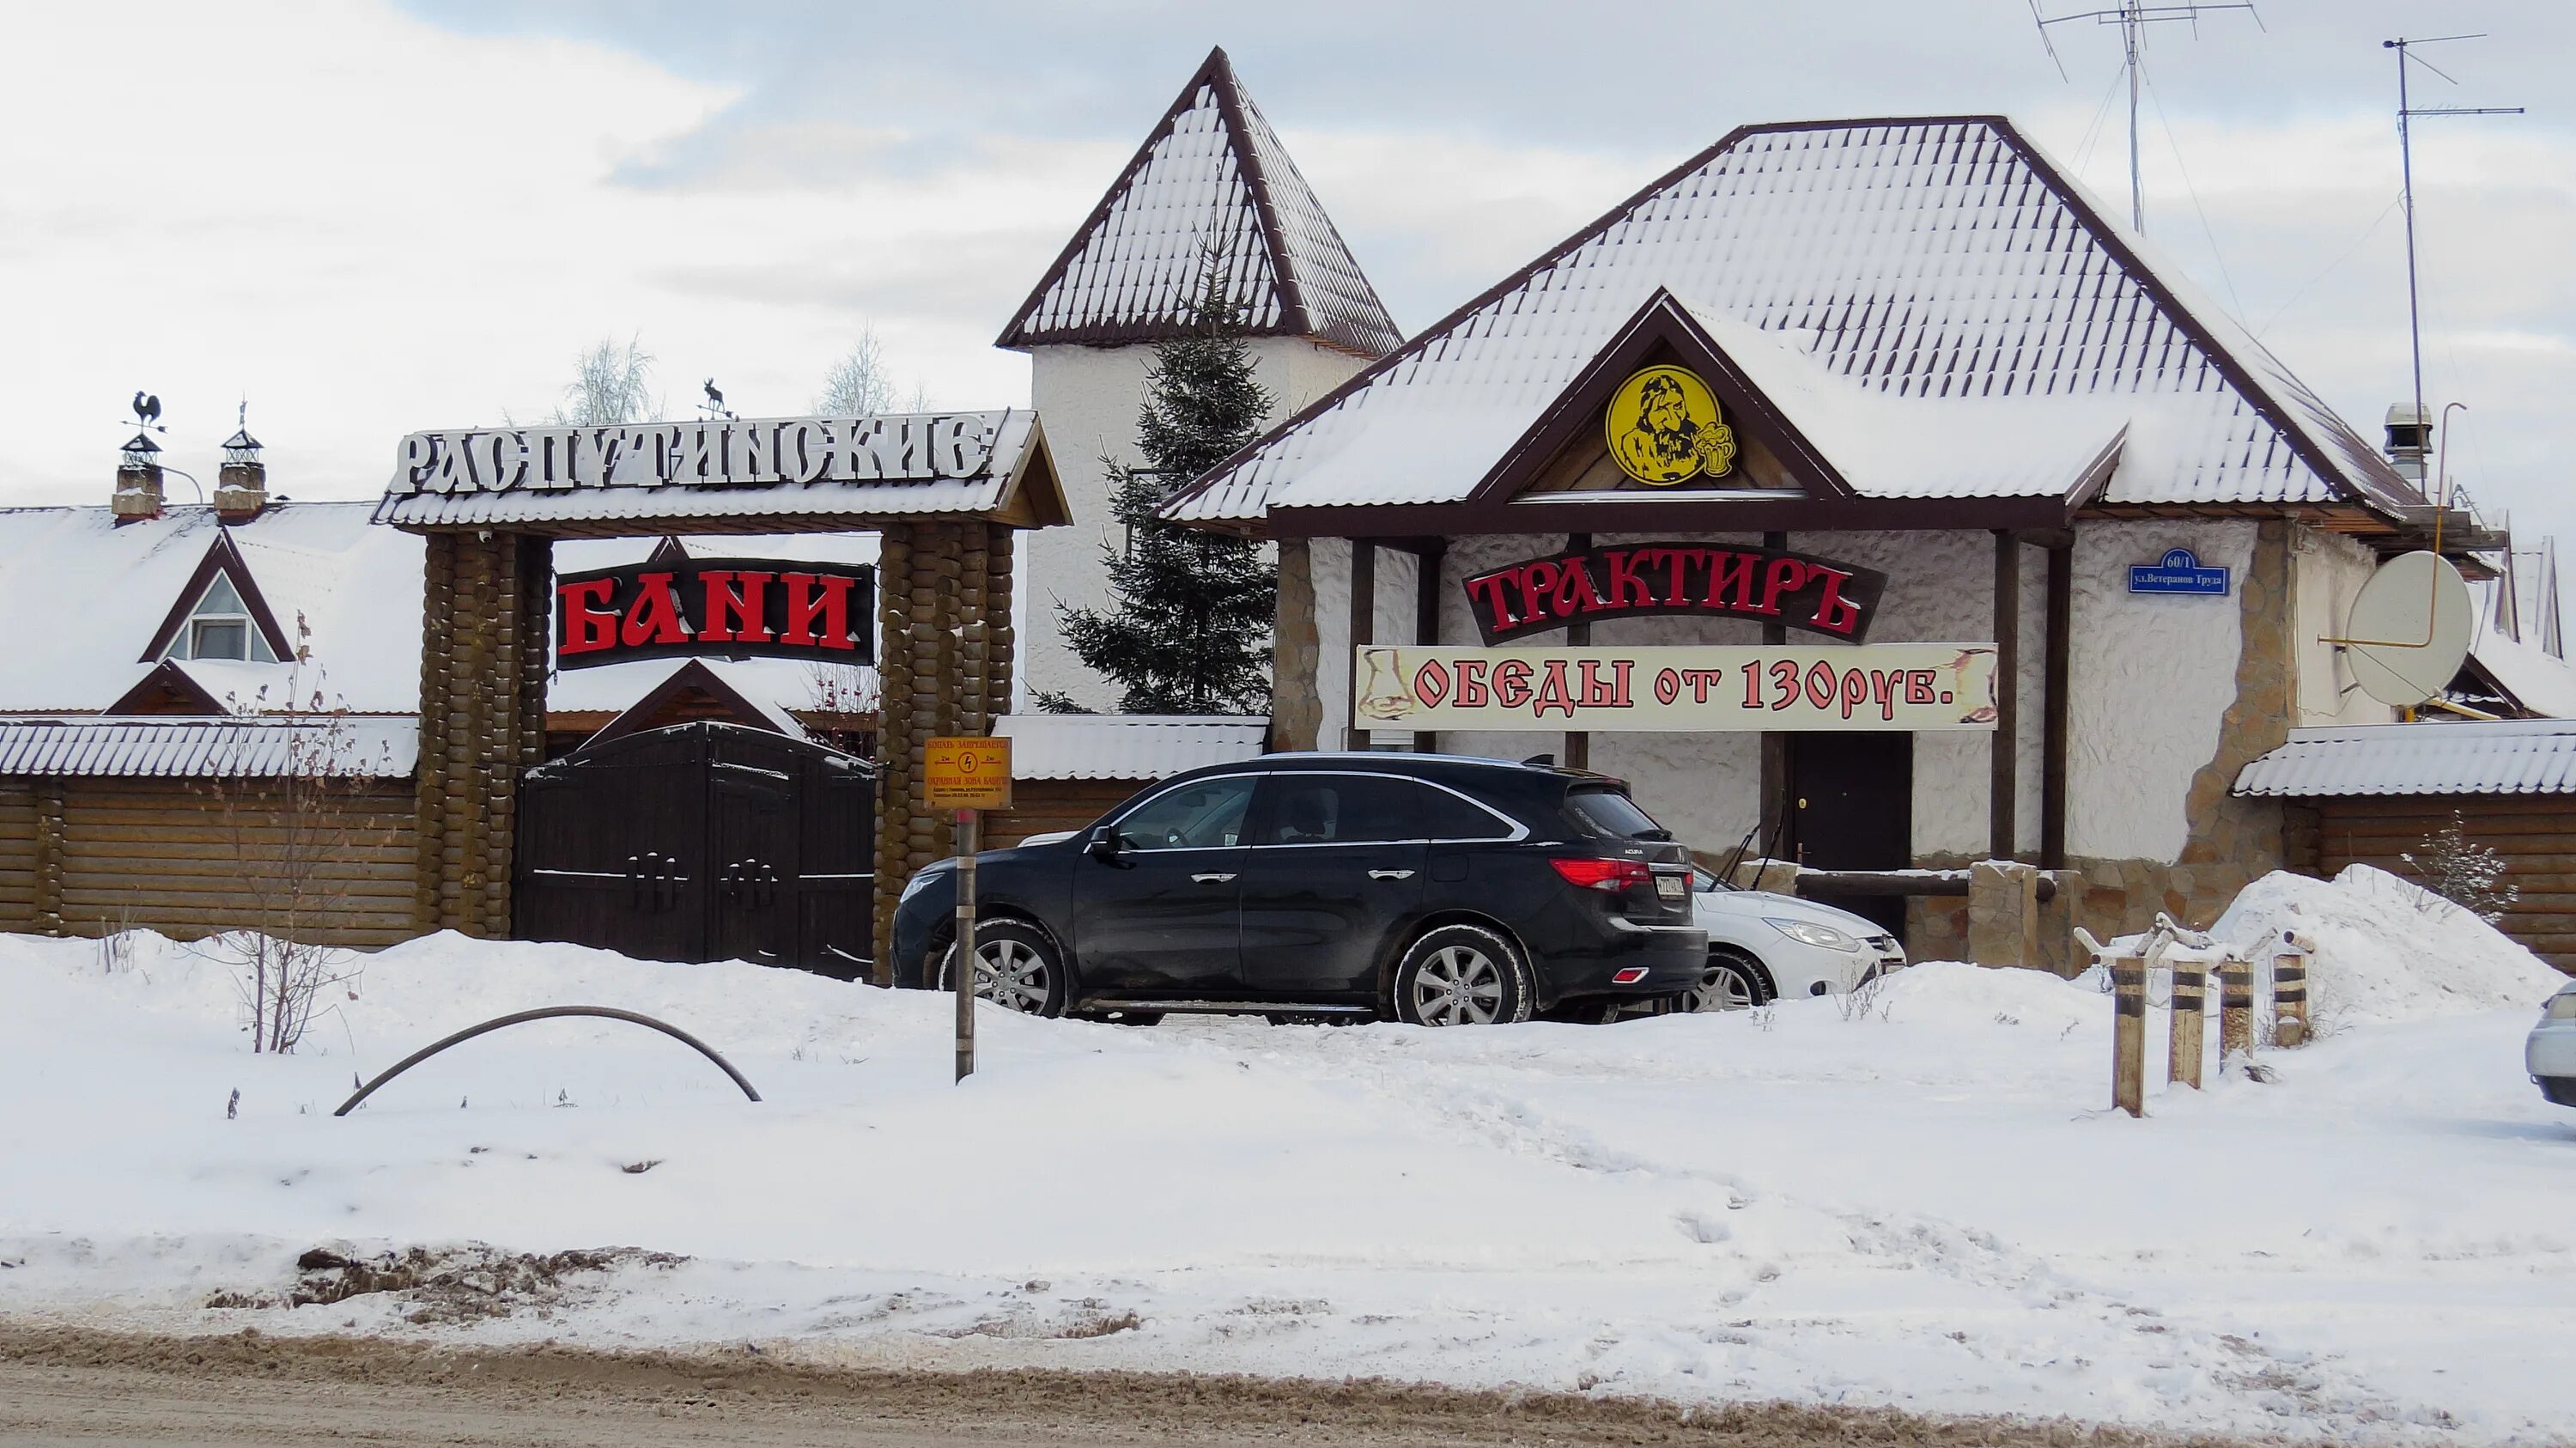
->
<box><xmin>1310</xmin><ymin>535</ymin><xmax>1354</xmax><ymax>743</ymax></box>
<box><xmin>2293</xmin><ymin>526</ymin><xmax>2401</xmax><ymax>727</ymax></box>
<box><xmin>1017</xmin><ymin>338</ymin><xmax>1372</xmax><ymax>712</ymax></box>
<box><xmin>1305</xmin><ymin>522</ymin><xmax>2257</xmax><ymax>867</ymax></box>
<box><xmin>2064</xmin><ymin>519</ymin><xmax>2255</xmax><ymax>861</ymax></box>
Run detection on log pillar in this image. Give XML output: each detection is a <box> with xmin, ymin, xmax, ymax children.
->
<box><xmin>412</xmin><ymin>530</ymin><xmax>550</xmax><ymax>938</ymax></box>
<box><xmin>871</xmin><ymin>520</ymin><xmax>1019</xmax><ymax>983</ymax></box>
<box><xmin>33</xmin><ymin>778</ymin><xmax>64</xmax><ymax>936</ymax></box>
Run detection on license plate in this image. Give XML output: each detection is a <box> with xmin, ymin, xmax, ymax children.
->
<box><xmin>1656</xmin><ymin>875</ymin><xmax>1686</xmax><ymax>902</ymax></box>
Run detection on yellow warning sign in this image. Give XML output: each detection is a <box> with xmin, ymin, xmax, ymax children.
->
<box><xmin>926</xmin><ymin>736</ymin><xmax>1012</xmax><ymax>811</ymax></box>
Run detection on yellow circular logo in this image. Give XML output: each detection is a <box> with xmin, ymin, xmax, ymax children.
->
<box><xmin>1605</xmin><ymin>365</ymin><xmax>1736</xmax><ymax>485</ymax></box>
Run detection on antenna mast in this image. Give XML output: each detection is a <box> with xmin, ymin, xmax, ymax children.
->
<box><xmin>2032</xmin><ymin>1</ymin><xmax>2260</xmax><ymax>234</ymax></box>
<box><xmin>2384</xmin><ymin>33</ymin><xmax>2522</xmax><ymax>434</ymax></box>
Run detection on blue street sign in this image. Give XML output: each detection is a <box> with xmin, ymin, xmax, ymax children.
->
<box><xmin>2129</xmin><ymin>548</ymin><xmax>2231</xmax><ymax>596</ymax></box>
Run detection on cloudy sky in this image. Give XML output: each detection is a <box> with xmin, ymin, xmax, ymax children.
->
<box><xmin>5</xmin><ymin>2</ymin><xmax>2567</xmax><ymax>546</ymax></box>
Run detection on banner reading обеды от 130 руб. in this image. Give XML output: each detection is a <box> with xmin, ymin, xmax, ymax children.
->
<box><xmin>1352</xmin><ymin>645</ymin><xmax>2000</xmax><ymax>733</ymax></box>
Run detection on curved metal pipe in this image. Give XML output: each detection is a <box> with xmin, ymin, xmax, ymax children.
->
<box><xmin>333</xmin><ymin>1006</ymin><xmax>762</xmax><ymax>1117</ymax></box>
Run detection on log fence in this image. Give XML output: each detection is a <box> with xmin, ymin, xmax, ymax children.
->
<box><xmin>2076</xmin><ymin>916</ymin><xmax>2314</xmax><ymax>1117</ymax></box>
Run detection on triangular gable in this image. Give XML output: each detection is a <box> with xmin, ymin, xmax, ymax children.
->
<box><xmin>1162</xmin><ymin>115</ymin><xmax>2422</xmax><ymax>533</ymax></box>
<box><xmin>986</xmin><ymin>417</ymin><xmax>1072</xmax><ymax>529</ymax></box>
<box><xmin>997</xmin><ymin>46</ymin><xmax>1400</xmax><ymax>358</ymax></box>
<box><xmin>1467</xmin><ymin>289</ymin><xmax>1859</xmax><ymax>508</ymax></box>
<box><xmin>581</xmin><ymin>660</ymin><xmax>798</xmax><ymax>751</ymax></box>
<box><xmin>105</xmin><ymin>659</ymin><xmax>229</xmax><ymax>716</ymax></box>
<box><xmin>136</xmin><ymin>530</ymin><xmax>296</xmax><ymax>664</ymax></box>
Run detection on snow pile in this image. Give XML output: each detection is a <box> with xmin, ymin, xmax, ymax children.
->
<box><xmin>5</xmin><ymin>926</ymin><xmax>2576</xmax><ymax>1443</ymax></box>
<box><xmin>2213</xmin><ymin>864</ymin><xmax>2564</xmax><ymax>1026</ymax></box>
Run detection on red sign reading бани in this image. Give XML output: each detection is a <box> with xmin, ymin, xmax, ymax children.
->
<box><xmin>554</xmin><ymin>558</ymin><xmax>875</xmax><ymax>670</ymax></box>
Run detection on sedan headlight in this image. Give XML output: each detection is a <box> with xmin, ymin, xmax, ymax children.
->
<box><xmin>1766</xmin><ymin>917</ymin><xmax>1864</xmax><ymax>952</ymax></box>
<box><xmin>899</xmin><ymin>864</ymin><xmax>950</xmax><ymax>904</ymax></box>
<box><xmin>2547</xmin><ymin>993</ymin><xmax>2576</xmax><ymax>1020</ymax></box>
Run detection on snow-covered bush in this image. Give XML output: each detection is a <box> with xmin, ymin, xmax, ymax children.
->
<box><xmin>2399</xmin><ymin>811</ymin><xmax>2518</xmax><ymax>924</ymax></box>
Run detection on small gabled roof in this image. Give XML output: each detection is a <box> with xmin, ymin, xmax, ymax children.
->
<box><xmin>998</xmin><ymin>46</ymin><xmax>1400</xmax><ymax>359</ymax></box>
<box><xmin>1163</xmin><ymin>116</ymin><xmax>2425</xmax><ymax>532</ymax></box>
<box><xmin>2235</xmin><ymin>721</ymin><xmax>2576</xmax><ymax>798</ymax></box>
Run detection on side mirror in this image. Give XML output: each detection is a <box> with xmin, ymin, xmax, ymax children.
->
<box><xmin>1083</xmin><ymin>824</ymin><xmax>1122</xmax><ymax>862</ymax></box>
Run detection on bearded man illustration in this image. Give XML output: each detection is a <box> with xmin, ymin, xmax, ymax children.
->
<box><xmin>1607</xmin><ymin>367</ymin><xmax>1736</xmax><ymax>484</ymax></box>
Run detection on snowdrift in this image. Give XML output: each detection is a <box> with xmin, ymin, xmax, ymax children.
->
<box><xmin>2212</xmin><ymin>864</ymin><xmax>2564</xmax><ymax>1027</ymax></box>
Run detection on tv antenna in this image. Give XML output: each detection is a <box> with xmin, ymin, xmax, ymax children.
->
<box><xmin>2385</xmin><ymin>33</ymin><xmax>2522</xmax><ymax>435</ymax></box>
<box><xmin>2030</xmin><ymin>1</ymin><xmax>2262</xmax><ymax>234</ymax></box>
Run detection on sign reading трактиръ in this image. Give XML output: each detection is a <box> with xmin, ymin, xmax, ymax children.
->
<box><xmin>1353</xmin><ymin>645</ymin><xmax>2000</xmax><ymax>733</ymax></box>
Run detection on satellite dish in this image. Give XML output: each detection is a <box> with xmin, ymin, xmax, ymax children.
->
<box><xmin>2343</xmin><ymin>550</ymin><xmax>2473</xmax><ymax>708</ymax></box>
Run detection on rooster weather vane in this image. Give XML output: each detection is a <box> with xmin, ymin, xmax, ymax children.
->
<box><xmin>130</xmin><ymin>391</ymin><xmax>165</xmax><ymax>432</ymax></box>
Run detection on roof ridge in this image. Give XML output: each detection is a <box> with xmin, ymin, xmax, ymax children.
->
<box><xmin>996</xmin><ymin>46</ymin><xmax>1399</xmax><ymax>356</ymax></box>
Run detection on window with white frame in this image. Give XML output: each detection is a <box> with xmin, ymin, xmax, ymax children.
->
<box><xmin>162</xmin><ymin>574</ymin><xmax>279</xmax><ymax>663</ymax></box>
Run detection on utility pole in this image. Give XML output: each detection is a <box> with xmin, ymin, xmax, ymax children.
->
<box><xmin>2385</xmin><ymin>34</ymin><xmax>2522</xmax><ymax>432</ymax></box>
<box><xmin>2032</xmin><ymin>1</ymin><xmax>2259</xmax><ymax>234</ymax></box>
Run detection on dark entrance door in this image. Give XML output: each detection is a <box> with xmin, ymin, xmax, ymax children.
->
<box><xmin>1785</xmin><ymin>732</ymin><xmax>1912</xmax><ymax>939</ymax></box>
<box><xmin>514</xmin><ymin>722</ymin><xmax>877</xmax><ymax>975</ymax></box>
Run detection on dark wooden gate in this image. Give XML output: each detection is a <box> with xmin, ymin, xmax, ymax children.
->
<box><xmin>513</xmin><ymin>722</ymin><xmax>877</xmax><ymax>976</ymax></box>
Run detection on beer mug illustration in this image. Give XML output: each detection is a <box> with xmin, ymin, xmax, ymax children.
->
<box><xmin>1356</xmin><ymin>648</ymin><xmax>1418</xmax><ymax>721</ymax></box>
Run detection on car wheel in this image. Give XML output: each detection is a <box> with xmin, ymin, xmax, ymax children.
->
<box><xmin>1686</xmin><ymin>947</ymin><xmax>1773</xmax><ymax>1013</ymax></box>
<box><xmin>938</xmin><ymin>920</ymin><xmax>1068</xmax><ymax>1018</ymax></box>
<box><xmin>1391</xmin><ymin>924</ymin><xmax>1532</xmax><ymax>1027</ymax></box>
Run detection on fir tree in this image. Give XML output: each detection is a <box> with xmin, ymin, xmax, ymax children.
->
<box><xmin>1040</xmin><ymin>252</ymin><xmax>1278</xmax><ymax>715</ymax></box>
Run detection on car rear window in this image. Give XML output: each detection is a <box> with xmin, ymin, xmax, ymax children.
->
<box><xmin>1564</xmin><ymin>787</ymin><xmax>1668</xmax><ymax>841</ymax></box>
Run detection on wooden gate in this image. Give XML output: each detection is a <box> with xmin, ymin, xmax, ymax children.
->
<box><xmin>513</xmin><ymin>722</ymin><xmax>877</xmax><ymax>976</ymax></box>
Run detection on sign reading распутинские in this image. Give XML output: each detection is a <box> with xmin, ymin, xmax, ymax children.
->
<box><xmin>386</xmin><ymin>414</ymin><xmax>998</xmax><ymax>496</ymax></box>
<box><xmin>1462</xmin><ymin>541</ymin><xmax>1888</xmax><ymax>645</ymax></box>
<box><xmin>555</xmin><ymin>559</ymin><xmax>874</xmax><ymax>670</ymax></box>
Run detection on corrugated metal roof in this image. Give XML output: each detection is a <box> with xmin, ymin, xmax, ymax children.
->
<box><xmin>992</xmin><ymin>714</ymin><xmax>1268</xmax><ymax>781</ymax></box>
<box><xmin>997</xmin><ymin>48</ymin><xmax>1400</xmax><ymax>357</ymax></box>
<box><xmin>1165</xmin><ymin>117</ymin><xmax>2421</xmax><ymax>526</ymax></box>
<box><xmin>0</xmin><ymin>717</ymin><xmax>418</xmax><ymax>778</ymax></box>
<box><xmin>2233</xmin><ymin>721</ymin><xmax>2576</xmax><ymax>798</ymax></box>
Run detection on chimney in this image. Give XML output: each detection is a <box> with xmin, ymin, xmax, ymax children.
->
<box><xmin>113</xmin><ymin>432</ymin><xmax>164</xmax><ymax>524</ymax></box>
<box><xmin>215</xmin><ymin>424</ymin><xmax>267</xmax><ymax>521</ymax></box>
<box><xmin>2384</xmin><ymin>403</ymin><xmax>2431</xmax><ymax>484</ymax></box>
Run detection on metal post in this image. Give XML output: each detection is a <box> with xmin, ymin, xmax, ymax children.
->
<box><xmin>2220</xmin><ymin>954</ymin><xmax>2255</xmax><ymax>1062</ymax></box>
<box><xmin>2168</xmin><ymin>958</ymin><xmax>2206</xmax><ymax>1091</ymax></box>
<box><xmin>953</xmin><ymin>808</ymin><xmax>977</xmax><ymax>1081</ymax></box>
<box><xmin>2111</xmin><ymin>950</ymin><xmax>2147</xmax><ymax>1118</ymax></box>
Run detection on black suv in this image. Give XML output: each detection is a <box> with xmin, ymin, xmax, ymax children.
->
<box><xmin>890</xmin><ymin>753</ymin><xmax>1706</xmax><ymax>1025</ymax></box>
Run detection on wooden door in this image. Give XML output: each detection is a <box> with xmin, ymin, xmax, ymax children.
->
<box><xmin>1786</xmin><ymin>732</ymin><xmax>1912</xmax><ymax>938</ymax></box>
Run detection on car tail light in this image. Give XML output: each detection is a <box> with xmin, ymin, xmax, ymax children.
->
<box><xmin>1550</xmin><ymin>857</ymin><xmax>1652</xmax><ymax>892</ymax></box>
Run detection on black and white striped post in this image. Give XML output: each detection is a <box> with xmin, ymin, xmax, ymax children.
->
<box><xmin>2111</xmin><ymin>949</ymin><xmax>2148</xmax><ymax>1117</ymax></box>
<box><xmin>2273</xmin><ymin>930</ymin><xmax>2314</xmax><ymax>1048</ymax></box>
<box><xmin>2168</xmin><ymin>956</ymin><xmax>2208</xmax><ymax>1091</ymax></box>
<box><xmin>2220</xmin><ymin>953</ymin><xmax>2256</xmax><ymax>1062</ymax></box>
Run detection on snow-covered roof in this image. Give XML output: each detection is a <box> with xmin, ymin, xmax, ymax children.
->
<box><xmin>997</xmin><ymin>47</ymin><xmax>1400</xmax><ymax>359</ymax></box>
<box><xmin>993</xmin><ymin>714</ymin><xmax>1269</xmax><ymax>781</ymax></box>
<box><xmin>1163</xmin><ymin>117</ymin><xmax>2422</xmax><ymax>527</ymax></box>
<box><xmin>376</xmin><ymin>411</ymin><xmax>1063</xmax><ymax>534</ymax></box>
<box><xmin>2467</xmin><ymin>631</ymin><xmax>2576</xmax><ymax>720</ymax></box>
<box><xmin>2234</xmin><ymin>721</ymin><xmax>2576</xmax><ymax>798</ymax></box>
<box><xmin>0</xmin><ymin>716</ymin><xmax>418</xmax><ymax>778</ymax></box>
<box><xmin>0</xmin><ymin>502</ymin><xmax>424</xmax><ymax>714</ymax></box>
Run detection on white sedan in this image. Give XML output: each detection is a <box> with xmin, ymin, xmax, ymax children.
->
<box><xmin>2529</xmin><ymin>978</ymin><xmax>2576</xmax><ymax>1107</ymax></box>
<box><xmin>1684</xmin><ymin>867</ymin><xmax>1907</xmax><ymax>1011</ymax></box>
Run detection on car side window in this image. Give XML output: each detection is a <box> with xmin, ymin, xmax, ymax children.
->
<box><xmin>1416</xmin><ymin>785</ymin><xmax>1516</xmax><ymax>841</ymax></box>
<box><xmin>1257</xmin><ymin>775</ymin><xmax>1431</xmax><ymax>845</ymax></box>
<box><xmin>1113</xmin><ymin>776</ymin><xmax>1256</xmax><ymax>851</ymax></box>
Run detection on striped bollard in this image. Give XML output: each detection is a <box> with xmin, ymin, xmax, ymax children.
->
<box><xmin>2111</xmin><ymin>951</ymin><xmax>2148</xmax><ymax>1117</ymax></box>
<box><xmin>2219</xmin><ymin>954</ymin><xmax>2255</xmax><ymax>1062</ymax></box>
<box><xmin>2273</xmin><ymin>930</ymin><xmax>2312</xmax><ymax>1048</ymax></box>
<box><xmin>2167</xmin><ymin>958</ymin><xmax>2207</xmax><ymax>1091</ymax></box>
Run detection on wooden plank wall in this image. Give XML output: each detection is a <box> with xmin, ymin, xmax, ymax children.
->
<box><xmin>26</xmin><ymin>777</ymin><xmax>420</xmax><ymax>948</ymax></box>
<box><xmin>0</xmin><ymin>782</ymin><xmax>34</xmax><ymax>929</ymax></box>
<box><xmin>2314</xmin><ymin>794</ymin><xmax>2576</xmax><ymax>975</ymax></box>
<box><xmin>982</xmin><ymin>779</ymin><xmax>1139</xmax><ymax>851</ymax></box>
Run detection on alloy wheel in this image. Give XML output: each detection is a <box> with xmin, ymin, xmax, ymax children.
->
<box><xmin>1408</xmin><ymin>944</ymin><xmax>1506</xmax><ymax>1026</ymax></box>
<box><xmin>1687</xmin><ymin>958</ymin><xmax>1760</xmax><ymax>1013</ymax></box>
<box><xmin>967</xmin><ymin>937</ymin><xmax>1052</xmax><ymax>1015</ymax></box>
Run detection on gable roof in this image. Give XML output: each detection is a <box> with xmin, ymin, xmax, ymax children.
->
<box><xmin>2235</xmin><ymin>720</ymin><xmax>2576</xmax><ymax>798</ymax></box>
<box><xmin>997</xmin><ymin>46</ymin><xmax>1400</xmax><ymax>359</ymax></box>
<box><xmin>582</xmin><ymin>658</ymin><xmax>803</xmax><ymax>750</ymax></box>
<box><xmin>135</xmin><ymin>530</ymin><xmax>295</xmax><ymax>663</ymax></box>
<box><xmin>1163</xmin><ymin>116</ymin><xmax>2425</xmax><ymax>532</ymax></box>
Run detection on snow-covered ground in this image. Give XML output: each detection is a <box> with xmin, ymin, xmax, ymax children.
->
<box><xmin>3</xmin><ymin>867</ymin><xmax>2570</xmax><ymax>1445</ymax></box>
